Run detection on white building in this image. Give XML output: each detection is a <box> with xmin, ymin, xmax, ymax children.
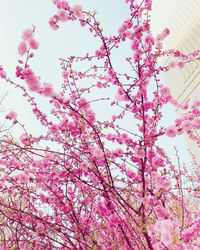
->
<box><xmin>150</xmin><ymin>0</ymin><xmax>200</xmax><ymax>162</ymax></box>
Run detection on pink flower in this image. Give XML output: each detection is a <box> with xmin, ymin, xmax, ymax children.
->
<box><xmin>169</xmin><ymin>61</ymin><xmax>176</xmax><ymax>69</ymax></box>
<box><xmin>115</xmin><ymin>87</ymin><xmax>127</xmax><ymax>101</ymax></box>
<box><xmin>72</xmin><ymin>5</ymin><xmax>83</xmax><ymax>18</ymax></box>
<box><xmin>114</xmin><ymin>148</ymin><xmax>123</xmax><ymax>157</ymax></box>
<box><xmin>42</xmin><ymin>82</ymin><xmax>54</xmax><ymax>97</ymax></box>
<box><xmin>18</xmin><ymin>41</ymin><xmax>27</xmax><ymax>56</ymax></box>
<box><xmin>127</xmin><ymin>170</ymin><xmax>135</xmax><ymax>178</ymax></box>
<box><xmin>192</xmin><ymin>100</ymin><xmax>200</xmax><ymax>109</ymax></box>
<box><xmin>49</xmin><ymin>16</ymin><xmax>59</xmax><ymax>30</ymax></box>
<box><xmin>163</xmin><ymin>28</ymin><xmax>170</xmax><ymax>36</ymax></box>
<box><xmin>135</xmin><ymin>148</ymin><xmax>145</xmax><ymax>158</ymax></box>
<box><xmin>6</xmin><ymin>111</ymin><xmax>17</xmax><ymax>120</ymax></box>
<box><xmin>160</xmin><ymin>86</ymin><xmax>170</xmax><ymax>97</ymax></box>
<box><xmin>62</xmin><ymin>71</ymin><xmax>69</xmax><ymax>79</ymax></box>
<box><xmin>92</xmin><ymin>147</ymin><xmax>104</xmax><ymax>158</ymax></box>
<box><xmin>20</xmin><ymin>133</ymin><xmax>30</xmax><ymax>146</ymax></box>
<box><xmin>61</xmin><ymin>1</ymin><xmax>70</xmax><ymax>10</ymax></box>
<box><xmin>57</xmin><ymin>10</ymin><xmax>68</xmax><ymax>22</ymax></box>
<box><xmin>22</xmin><ymin>29</ymin><xmax>33</xmax><ymax>41</ymax></box>
<box><xmin>50</xmin><ymin>124</ymin><xmax>59</xmax><ymax>134</ymax></box>
<box><xmin>152</xmin><ymin>156</ymin><xmax>164</xmax><ymax>167</ymax></box>
<box><xmin>29</xmin><ymin>38</ymin><xmax>39</xmax><ymax>50</ymax></box>
<box><xmin>19</xmin><ymin>174</ymin><xmax>29</xmax><ymax>184</ymax></box>
<box><xmin>154</xmin><ymin>220</ymin><xmax>174</xmax><ymax>247</ymax></box>
<box><xmin>193</xmin><ymin>117</ymin><xmax>200</xmax><ymax>129</ymax></box>
<box><xmin>165</xmin><ymin>125</ymin><xmax>177</xmax><ymax>137</ymax></box>
<box><xmin>0</xmin><ymin>70</ymin><xmax>6</xmax><ymax>79</ymax></box>
<box><xmin>23</xmin><ymin>68</ymin><xmax>41</xmax><ymax>92</ymax></box>
<box><xmin>182</xmin><ymin>120</ymin><xmax>192</xmax><ymax>131</ymax></box>
<box><xmin>177</xmin><ymin>61</ymin><xmax>185</xmax><ymax>69</ymax></box>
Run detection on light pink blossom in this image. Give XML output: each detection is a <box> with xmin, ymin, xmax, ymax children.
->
<box><xmin>154</xmin><ymin>220</ymin><xmax>174</xmax><ymax>247</ymax></box>
<box><xmin>49</xmin><ymin>16</ymin><xmax>59</xmax><ymax>30</ymax></box>
<box><xmin>29</xmin><ymin>38</ymin><xmax>39</xmax><ymax>50</ymax></box>
<box><xmin>18</xmin><ymin>41</ymin><xmax>27</xmax><ymax>56</ymax></box>
<box><xmin>57</xmin><ymin>10</ymin><xmax>68</xmax><ymax>22</ymax></box>
<box><xmin>182</xmin><ymin>120</ymin><xmax>192</xmax><ymax>131</ymax></box>
<box><xmin>22</xmin><ymin>29</ymin><xmax>33</xmax><ymax>41</ymax></box>
<box><xmin>42</xmin><ymin>82</ymin><xmax>54</xmax><ymax>97</ymax></box>
<box><xmin>135</xmin><ymin>148</ymin><xmax>145</xmax><ymax>158</ymax></box>
<box><xmin>72</xmin><ymin>4</ymin><xmax>83</xmax><ymax>18</ymax></box>
<box><xmin>193</xmin><ymin>117</ymin><xmax>200</xmax><ymax>129</ymax></box>
<box><xmin>92</xmin><ymin>147</ymin><xmax>104</xmax><ymax>158</ymax></box>
<box><xmin>165</xmin><ymin>125</ymin><xmax>177</xmax><ymax>137</ymax></box>
<box><xmin>6</xmin><ymin>111</ymin><xmax>17</xmax><ymax>120</ymax></box>
<box><xmin>177</xmin><ymin>61</ymin><xmax>185</xmax><ymax>69</ymax></box>
<box><xmin>169</xmin><ymin>61</ymin><xmax>176</xmax><ymax>69</ymax></box>
<box><xmin>160</xmin><ymin>86</ymin><xmax>170</xmax><ymax>97</ymax></box>
<box><xmin>20</xmin><ymin>133</ymin><xmax>30</xmax><ymax>146</ymax></box>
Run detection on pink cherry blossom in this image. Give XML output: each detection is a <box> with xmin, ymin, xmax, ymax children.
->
<box><xmin>193</xmin><ymin>117</ymin><xmax>200</xmax><ymax>129</ymax></box>
<box><xmin>18</xmin><ymin>41</ymin><xmax>27</xmax><ymax>56</ymax></box>
<box><xmin>182</xmin><ymin>120</ymin><xmax>192</xmax><ymax>131</ymax></box>
<box><xmin>0</xmin><ymin>69</ymin><xmax>6</xmax><ymax>78</ymax></box>
<box><xmin>160</xmin><ymin>86</ymin><xmax>171</xmax><ymax>97</ymax></box>
<box><xmin>154</xmin><ymin>220</ymin><xmax>174</xmax><ymax>247</ymax></box>
<box><xmin>29</xmin><ymin>38</ymin><xmax>39</xmax><ymax>50</ymax></box>
<box><xmin>135</xmin><ymin>148</ymin><xmax>145</xmax><ymax>158</ymax></box>
<box><xmin>92</xmin><ymin>147</ymin><xmax>104</xmax><ymax>158</ymax></box>
<box><xmin>72</xmin><ymin>4</ymin><xmax>83</xmax><ymax>18</ymax></box>
<box><xmin>42</xmin><ymin>82</ymin><xmax>54</xmax><ymax>97</ymax></box>
<box><xmin>49</xmin><ymin>16</ymin><xmax>59</xmax><ymax>30</ymax></box>
<box><xmin>169</xmin><ymin>61</ymin><xmax>176</xmax><ymax>69</ymax></box>
<box><xmin>57</xmin><ymin>10</ymin><xmax>68</xmax><ymax>22</ymax></box>
<box><xmin>165</xmin><ymin>125</ymin><xmax>177</xmax><ymax>137</ymax></box>
<box><xmin>22</xmin><ymin>67</ymin><xmax>41</xmax><ymax>92</ymax></box>
<box><xmin>22</xmin><ymin>28</ymin><xmax>33</xmax><ymax>41</ymax></box>
<box><xmin>6</xmin><ymin>111</ymin><xmax>17</xmax><ymax>120</ymax></box>
<box><xmin>0</xmin><ymin>1</ymin><xmax>199</xmax><ymax>249</ymax></box>
<box><xmin>20</xmin><ymin>133</ymin><xmax>30</xmax><ymax>146</ymax></box>
<box><xmin>177</xmin><ymin>61</ymin><xmax>185</xmax><ymax>69</ymax></box>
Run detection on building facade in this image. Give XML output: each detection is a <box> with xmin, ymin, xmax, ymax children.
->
<box><xmin>150</xmin><ymin>0</ymin><xmax>200</xmax><ymax>162</ymax></box>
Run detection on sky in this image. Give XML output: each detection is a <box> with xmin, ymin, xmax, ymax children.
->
<box><xmin>0</xmin><ymin>0</ymin><xmax>192</xmax><ymax>165</ymax></box>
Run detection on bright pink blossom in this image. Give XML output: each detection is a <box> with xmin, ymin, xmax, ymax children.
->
<box><xmin>62</xmin><ymin>71</ymin><xmax>69</xmax><ymax>79</ymax></box>
<box><xmin>29</xmin><ymin>38</ymin><xmax>39</xmax><ymax>50</ymax></box>
<box><xmin>177</xmin><ymin>61</ymin><xmax>185</xmax><ymax>69</ymax></box>
<box><xmin>165</xmin><ymin>125</ymin><xmax>177</xmax><ymax>137</ymax></box>
<box><xmin>20</xmin><ymin>133</ymin><xmax>30</xmax><ymax>146</ymax></box>
<box><xmin>0</xmin><ymin>69</ymin><xmax>6</xmax><ymax>78</ymax></box>
<box><xmin>19</xmin><ymin>174</ymin><xmax>29</xmax><ymax>184</ymax></box>
<box><xmin>23</xmin><ymin>67</ymin><xmax>41</xmax><ymax>92</ymax></box>
<box><xmin>135</xmin><ymin>148</ymin><xmax>145</xmax><ymax>158</ymax></box>
<box><xmin>61</xmin><ymin>1</ymin><xmax>70</xmax><ymax>10</ymax></box>
<box><xmin>49</xmin><ymin>16</ymin><xmax>59</xmax><ymax>30</ymax></box>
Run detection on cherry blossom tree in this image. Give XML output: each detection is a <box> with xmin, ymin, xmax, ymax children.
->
<box><xmin>0</xmin><ymin>0</ymin><xmax>200</xmax><ymax>249</ymax></box>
